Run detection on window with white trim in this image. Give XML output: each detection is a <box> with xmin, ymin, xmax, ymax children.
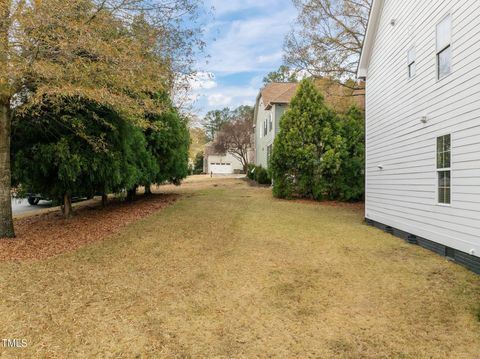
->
<box><xmin>263</xmin><ymin>119</ymin><xmax>268</xmax><ymax>136</ymax></box>
<box><xmin>437</xmin><ymin>134</ymin><xmax>451</xmax><ymax>204</ymax></box>
<box><xmin>436</xmin><ymin>15</ymin><xmax>452</xmax><ymax>79</ymax></box>
<box><xmin>407</xmin><ymin>47</ymin><xmax>416</xmax><ymax>78</ymax></box>
<box><xmin>269</xmin><ymin>113</ymin><xmax>273</xmax><ymax>132</ymax></box>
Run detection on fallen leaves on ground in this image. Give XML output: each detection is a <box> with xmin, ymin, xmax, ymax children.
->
<box><xmin>0</xmin><ymin>194</ymin><xmax>178</xmax><ymax>261</ymax></box>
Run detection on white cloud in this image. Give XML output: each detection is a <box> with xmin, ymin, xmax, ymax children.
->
<box><xmin>188</xmin><ymin>1</ymin><xmax>298</xmax><ymax>116</ymax></box>
<box><xmin>204</xmin><ymin>8</ymin><xmax>296</xmax><ymax>74</ymax></box>
<box><xmin>257</xmin><ymin>51</ymin><xmax>283</xmax><ymax>64</ymax></box>
<box><xmin>192</xmin><ymin>84</ymin><xmax>258</xmax><ymax>115</ymax></box>
<box><xmin>208</xmin><ymin>93</ymin><xmax>233</xmax><ymax>107</ymax></box>
<box><xmin>189</xmin><ymin>72</ymin><xmax>217</xmax><ymax>90</ymax></box>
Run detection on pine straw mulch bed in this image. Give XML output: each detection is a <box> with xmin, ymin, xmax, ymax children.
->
<box><xmin>1</xmin><ymin>193</ymin><xmax>179</xmax><ymax>262</ymax></box>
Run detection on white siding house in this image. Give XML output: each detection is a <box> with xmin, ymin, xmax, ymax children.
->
<box><xmin>253</xmin><ymin>83</ymin><xmax>297</xmax><ymax>168</ymax></box>
<box><xmin>359</xmin><ymin>0</ymin><xmax>480</xmax><ymax>272</ymax></box>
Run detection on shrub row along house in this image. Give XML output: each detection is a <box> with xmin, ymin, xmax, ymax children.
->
<box><xmin>358</xmin><ymin>0</ymin><xmax>480</xmax><ymax>273</ymax></box>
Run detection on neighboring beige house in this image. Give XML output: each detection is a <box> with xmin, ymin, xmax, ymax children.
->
<box><xmin>203</xmin><ymin>143</ymin><xmax>245</xmax><ymax>175</ymax></box>
<box><xmin>253</xmin><ymin>83</ymin><xmax>298</xmax><ymax>168</ymax></box>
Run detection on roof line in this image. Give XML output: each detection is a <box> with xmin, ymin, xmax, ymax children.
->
<box><xmin>357</xmin><ymin>0</ymin><xmax>385</xmax><ymax>79</ymax></box>
<box><xmin>270</xmin><ymin>85</ymin><xmax>296</xmax><ymax>105</ymax></box>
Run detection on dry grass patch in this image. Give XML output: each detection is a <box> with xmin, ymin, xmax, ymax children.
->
<box><xmin>0</xmin><ymin>175</ymin><xmax>479</xmax><ymax>358</ymax></box>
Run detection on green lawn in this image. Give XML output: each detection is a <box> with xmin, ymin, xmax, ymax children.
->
<box><xmin>1</xmin><ymin>176</ymin><xmax>479</xmax><ymax>358</ymax></box>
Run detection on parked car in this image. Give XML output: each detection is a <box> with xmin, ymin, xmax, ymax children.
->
<box><xmin>27</xmin><ymin>193</ymin><xmax>94</xmax><ymax>206</ymax></box>
<box><xmin>27</xmin><ymin>193</ymin><xmax>45</xmax><ymax>206</ymax></box>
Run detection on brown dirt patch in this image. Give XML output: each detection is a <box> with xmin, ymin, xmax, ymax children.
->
<box><xmin>0</xmin><ymin>193</ymin><xmax>178</xmax><ymax>262</ymax></box>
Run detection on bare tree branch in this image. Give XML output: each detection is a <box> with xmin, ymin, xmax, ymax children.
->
<box><xmin>284</xmin><ymin>0</ymin><xmax>371</xmax><ymax>83</ymax></box>
<box><xmin>212</xmin><ymin>106</ymin><xmax>254</xmax><ymax>172</ymax></box>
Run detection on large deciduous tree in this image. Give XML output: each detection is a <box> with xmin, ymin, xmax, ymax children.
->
<box><xmin>201</xmin><ymin>108</ymin><xmax>232</xmax><ymax>142</ymax></box>
<box><xmin>284</xmin><ymin>0</ymin><xmax>371</xmax><ymax>83</ymax></box>
<box><xmin>0</xmin><ymin>0</ymin><xmax>205</xmax><ymax>237</ymax></box>
<box><xmin>212</xmin><ymin>105</ymin><xmax>254</xmax><ymax>172</ymax></box>
<box><xmin>263</xmin><ymin>65</ymin><xmax>299</xmax><ymax>85</ymax></box>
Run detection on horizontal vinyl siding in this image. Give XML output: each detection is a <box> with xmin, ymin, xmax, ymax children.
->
<box><xmin>254</xmin><ymin>98</ymin><xmax>275</xmax><ymax>168</ymax></box>
<box><xmin>365</xmin><ymin>0</ymin><xmax>480</xmax><ymax>257</ymax></box>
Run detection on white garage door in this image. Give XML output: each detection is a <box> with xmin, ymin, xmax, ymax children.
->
<box><xmin>210</xmin><ymin>162</ymin><xmax>233</xmax><ymax>174</ymax></box>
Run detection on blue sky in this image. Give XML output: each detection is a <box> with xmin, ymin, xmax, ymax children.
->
<box><xmin>189</xmin><ymin>0</ymin><xmax>298</xmax><ymax>118</ymax></box>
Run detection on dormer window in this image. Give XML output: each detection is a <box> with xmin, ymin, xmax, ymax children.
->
<box><xmin>436</xmin><ymin>15</ymin><xmax>452</xmax><ymax>79</ymax></box>
<box><xmin>407</xmin><ymin>47</ymin><xmax>416</xmax><ymax>78</ymax></box>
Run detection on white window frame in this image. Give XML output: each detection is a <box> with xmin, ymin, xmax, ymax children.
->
<box><xmin>436</xmin><ymin>134</ymin><xmax>451</xmax><ymax>205</ymax></box>
<box><xmin>436</xmin><ymin>14</ymin><xmax>452</xmax><ymax>80</ymax></box>
<box><xmin>269</xmin><ymin>113</ymin><xmax>273</xmax><ymax>132</ymax></box>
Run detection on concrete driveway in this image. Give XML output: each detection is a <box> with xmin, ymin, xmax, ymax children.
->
<box><xmin>12</xmin><ymin>198</ymin><xmax>53</xmax><ymax>215</ymax></box>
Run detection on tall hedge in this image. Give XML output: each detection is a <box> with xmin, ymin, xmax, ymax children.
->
<box><xmin>12</xmin><ymin>97</ymin><xmax>154</xmax><ymax>203</ymax></box>
<box><xmin>145</xmin><ymin>108</ymin><xmax>190</xmax><ymax>186</ymax></box>
<box><xmin>335</xmin><ymin>107</ymin><xmax>365</xmax><ymax>201</ymax></box>
<box><xmin>11</xmin><ymin>94</ymin><xmax>192</xmax><ymax>215</ymax></box>
<box><xmin>270</xmin><ymin>79</ymin><xmax>364</xmax><ymax>201</ymax></box>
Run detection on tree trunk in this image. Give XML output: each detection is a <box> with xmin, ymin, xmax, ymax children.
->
<box><xmin>101</xmin><ymin>194</ymin><xmax>108</xmax><ymax>208</ymax></box>
<box><xmin>62</xmin><ymin>194</ymin><xmax>73</xmax><ymax>219</ymax></box>
<box><xmin>0</xmin><ymin>101</ymin><xmax>14</xmax><ymax>238</ymax></box>
<box><xmin>126</xmin><ymin>187</ymin><xmax>137</xmax><ymax>202</ymax></box>
<box><xmin>242</xmin><ymin>156</ymin><xmax>249</xmax><ymax>174</ymax></box>
<box><xmin>144</xmin><ymin>184</ymin><xmax>152</xmax><ymax>196</ymax></box>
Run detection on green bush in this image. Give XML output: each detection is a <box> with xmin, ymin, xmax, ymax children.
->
<box><xmin>270</xmin><ymin>79</ymin><xmax>364</xmax><ymax>201</ymax></box>
<box><xmin>246</xmin><ymin>163</ymin><xmax>256</xmax><ymax>180</ymax></box>
<box><xmin>193</xmin><ymin>151</ymin><xmax>204</xmax><ymax>174</ymax></box>
<box><xmin>12</xmin><ymin>97</ymin><xmax>154</xmax><ymax>201</ymax></box>
<box><xmin>246</xmin><ymin>164</ymin><xmax>271</xmax><ymax>185</ymax></box>
<box><xmin>254</xmin><ymin>166</ymin><xmax>271</xmax><ymax>185</ymax></box>
<box><xmin>145</xmin><ymin>103</ymin><xmax>190</xmax><ymax>186</ymax></box>
<box><xmin>12</xmin><ymin>93</ymin><xmax>191</xmax><ymax>205</ymax></box>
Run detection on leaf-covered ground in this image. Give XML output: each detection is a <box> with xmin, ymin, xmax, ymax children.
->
<box><xmin>1</xmin><ymin>194</ymin><xmax>178</xmax><ymax>261</ymax></box>
<box><xmin>0</xmin><ymin>176</ymin><xmax>479</xmax><ymax>358</ymax></box>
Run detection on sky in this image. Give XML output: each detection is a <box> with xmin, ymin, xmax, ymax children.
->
<box><xmin>188</xmin><ymin>0</ymin><xmax>298</xmax><ymax>118</ymax></box>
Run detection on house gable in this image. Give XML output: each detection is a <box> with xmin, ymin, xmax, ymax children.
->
<box><xmin>357</xmin><ymin>0</ymin><xmax>385</xmax><ymax>79</ymax></box>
